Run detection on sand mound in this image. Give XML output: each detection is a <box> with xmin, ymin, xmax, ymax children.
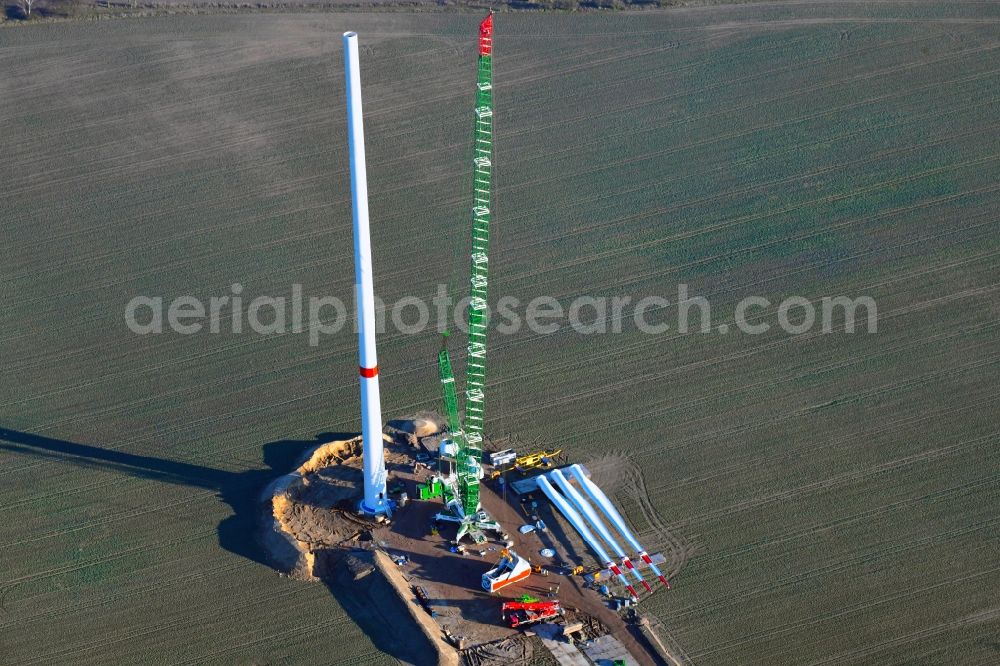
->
<box><xmin>388</xmin><ymin>412</ymin><xmax>444</xmax><ymax>438</ymax></box>
<box><xmin>261</xmin><ymin>437</ymin><xmax>370</xmax><ymax>578</ymax></box>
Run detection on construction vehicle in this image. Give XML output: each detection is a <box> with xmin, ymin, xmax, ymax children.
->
<box><xmin>501</xmin><ymin>599</ymin><xmax>563</xmax><ymax>628</ymax></box>
<box><xmin>488</xmin><ymin>449</ymin><xmax>563</xmax><ymax>479</ymax></box>
<box><xmin>569</xmin><ymin>564</ymin><xmax>602</xmax><ymax>578</ymax></box>
<box><xmin>417</xmin><ymin>478</ymin><xmax>445</xmax><ymax>500</ymax></box>
<box><xmin>513</xmin><ymin>449</ymin><xmax>562</xmax><ymax>473</ymax></box>
<box><xmin>428</xmin><ymin>12</ymin><xmax>501</xmax><ymax>545</ymax></box>
<box><xmin>482</xmin><ymin>548</ymin><xmax>531</xmax><ymax>593</ymax></box>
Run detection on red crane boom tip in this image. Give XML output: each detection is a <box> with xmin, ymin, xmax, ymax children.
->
<box><xmin>479</xmin><ymin>13</ymin><xmax>494</xmax><ymax>56</ymax></box>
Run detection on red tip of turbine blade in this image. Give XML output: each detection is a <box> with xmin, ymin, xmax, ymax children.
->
<box><xmin>658</xmin><ymin>575</ymin><xmax>670</xmax><ymax>588</ymax></box>
<box><xmin>641</xmin><ymin>581</ymin><xmax>653</xmax><ymax>593</ymax></box>
<box><xmin>626</xmin><ymin>585</ymin><xmax>638</xmax><ymax>599</ymax></box>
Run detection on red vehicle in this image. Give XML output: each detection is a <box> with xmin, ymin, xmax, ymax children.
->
<box><xmin>501</xmin><ymin>600</ymin><xmax>563</xmax><ymax>628</ymax></box>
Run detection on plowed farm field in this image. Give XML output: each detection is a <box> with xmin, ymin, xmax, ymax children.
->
<box><xmin>2</xmin><ymin>3</ymin><xmax>999</xmax><ymax>664</ymax></box>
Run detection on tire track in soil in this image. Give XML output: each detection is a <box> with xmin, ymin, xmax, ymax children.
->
<box><xmin>803</xmin><ymin>606</ymin><xmax>1000</xmax><ymax>666</ymax></box>
<box><xmin>584</xmin><ymin>455</ymin><xmax>694</xmax><ymax>581</ymax></box>
<box><xmin>620</xmin><ymin>351</ymin><xmax>1000</xmax><ymax>483</ymax></box>
<box><xmin>696</xmin><ymin>564</ymin><xmax>1000</xmax><ymax>659</ymax></box>
<box><xmin>1</xmin><ymin>30</ymin><xmax>968</xmax><ymax>238</ymax></box>
<box><xmin>6</xmin><ymin>236</ymin><xmax>997</xmax><ymax>498</ymax></box>
<box><xmin>5</xmin><ymin>139</ymin><xmax>992</xmax><ymax>508</ymax></box>
<box><xmin>641</xmin><ymin>377</ymin><xmax>1000</xmax><ymax>495</ymax></box>
<box><xmin>7</xmin><ymin>246</ymin><xmax>992</xmax><ymax>496</ymax></box>
<box><xmin>675</xmin><ymin>516</ymin><xmax>1000</xmax><ymax>624</ymax></box>
<box><xmin>671</xmin><ymin>430</ymin><xmax>1000</xmax><ymax>531</ymax></box>
<box><xmin>517</xmin><ymin>274</ymin><xmax>1000</xmax><ymax>436</ymax></box>
<box><xmin>11</xmin><ymin>88</ymin><xmax>993</xmax><ymax>349</ymax></box>
<box><xmin>683</xmin><ymin>474</ymin><xmax>1000</xmax><ymax>577</ymax></box>
<box><xmin>504</xmin><ymin>278</ymin><xmax>1000</xmax><ymax>421</ymax></box>
<box><xmin>508</xmin><ymin>151</ymin><xmax>1000</xmax><ymax>283</ymax></box>
<box><xmin>7</xmin><ymin>59</ymin><xmax>992</xmax><ymax>326</ymax></box>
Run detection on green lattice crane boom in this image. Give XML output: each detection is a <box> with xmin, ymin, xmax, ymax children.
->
<box><xmin>437</xmin><ymin>345</ymin><xmax>463</xmax><ymax>437</ymax></box>
<box><xmin>438</xmin><ymin>344</ymin><xmax>480</xmax><ymax>518</ymax></box>
<box><xmin>433</xmin><ymin>13</ymin><xmax>497</xmax><ymax>542</ymax></box>
<box><xmin>464</xmin><ymin>14</ymin><xmax>493</xmax><ymax>452</ymax></box>
<box><xmin>460</xmin><ymin>11</ymin><xmax>494</xmax><ymax>516</ymax></box>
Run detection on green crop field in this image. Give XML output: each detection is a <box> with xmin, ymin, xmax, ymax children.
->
<box><xmin>2</xmin><ymin>2</ymin><xmax>1000</xmax><ymax>664</ymax></box>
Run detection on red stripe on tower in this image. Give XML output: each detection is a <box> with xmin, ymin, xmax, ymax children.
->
<box><xmin>359</xmin><ymin>366</ymin><xmax>378</xmax><ymax>378</ymax></box>
<box><xmin>479</xmin><ymin>13</ymin><xmax>493</xmax><ymax>56</ymax></box>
